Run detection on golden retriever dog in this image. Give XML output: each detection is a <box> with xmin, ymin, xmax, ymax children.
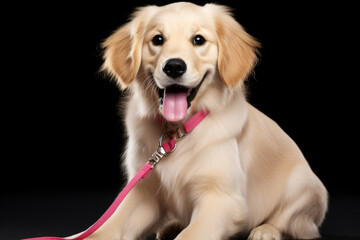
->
<box><xmin>90</xmin><ymin>2</ymin><xmax>328</xmax><ymax>240</ymax></box>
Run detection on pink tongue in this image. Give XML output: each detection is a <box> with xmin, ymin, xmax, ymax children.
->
<box><xmin>163</xmin><ymin>91</ymin><xmax>188</xmax><ymax>122</ymax></box>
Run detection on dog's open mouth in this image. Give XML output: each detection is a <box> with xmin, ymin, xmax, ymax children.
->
<box><xmin>157</xmin><ymin>74</ymin><xmax>206</xmax><ymax>122</ymax></box>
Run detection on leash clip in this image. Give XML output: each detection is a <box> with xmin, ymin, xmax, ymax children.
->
<box><xmin>148</xmin><ymin>133</ymin><xmax>176</xmax><ymax>167</ymax></box>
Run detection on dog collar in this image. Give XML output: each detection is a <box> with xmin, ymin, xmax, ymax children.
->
<box><xmin>150</xmin><ymin>109</ymin><xmax>210</xmax><ymax>166</ymax></box>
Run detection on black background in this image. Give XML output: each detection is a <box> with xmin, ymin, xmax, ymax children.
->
<box><xmin>1</xmin><ymin>1</ymin><xmax>359</xmax><ymax>239</ymax></box>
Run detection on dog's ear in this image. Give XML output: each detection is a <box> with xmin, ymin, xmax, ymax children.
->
<box><xmin>101</xmin><ymin>7</ymin><xmax>155</xmax><ymax>89</ymax></box>
<box><xmin>210</xmin><ymin>5</ymin><xmax>260</xmax><ymax>89</ymax></box>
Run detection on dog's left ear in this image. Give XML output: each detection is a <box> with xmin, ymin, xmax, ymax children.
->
<box><xmin>209</xmin><ymin>5</ymin><xmax>260</xmax><ymax>89</ymax></box>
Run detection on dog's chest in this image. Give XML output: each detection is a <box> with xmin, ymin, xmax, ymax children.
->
<box><xmin>154</xmin><ymin>144</ymin><xmax>200</xmax><ymax>215</ymax></box>
<box><xmin>157</xmin><ymin>168</ymin><xmax>194</xmax><ymax>222</ymax></box>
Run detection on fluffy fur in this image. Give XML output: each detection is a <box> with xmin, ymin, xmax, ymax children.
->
<box><xmin>87</xmin><ymin>2</ymin><xmax>328</xmax><ymax>240</ymax></box>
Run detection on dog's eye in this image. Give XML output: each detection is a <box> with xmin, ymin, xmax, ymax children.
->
<box><xmin>152</xmin><ymin>34</ymin><xmax>164</xmax><ymax>46</ymax></box>
<box><xmin>193</xmin><ymin>35</ymin><xmax>206</xmax><ymax>46</ymax></box>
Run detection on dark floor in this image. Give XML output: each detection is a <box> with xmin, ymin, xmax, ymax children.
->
<box><xmin>1</xmin><ymin>192</ymin><xmax>359</xmax><ymax>240</ymax></box>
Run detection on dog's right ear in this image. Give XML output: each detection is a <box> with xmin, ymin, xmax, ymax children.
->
<box><xmin>101</xmin><ymin>7</ymin><xmax>155</xmax><ymax>89</ymax></box>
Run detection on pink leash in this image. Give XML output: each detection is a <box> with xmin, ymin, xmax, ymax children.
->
<box><xmin>23</xmin><ymin>110</ymin><xmax>209</xmax><ymax>240</ymax></box>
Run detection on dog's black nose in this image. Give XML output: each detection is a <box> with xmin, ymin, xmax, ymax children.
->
<box><xmin>163</xmin><ymin>58</ymin><xmax>187</xmax><ymax>78</ymax></box>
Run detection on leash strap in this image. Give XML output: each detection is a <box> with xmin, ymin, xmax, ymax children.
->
<box><xmin>22</xmin><ymin>163</ymin><xmax>154</xmax><ymax>240</ymax></box>
<box><xmin>23</xmin><ymin>110</ymin><xmax>209</xmax><ymax>240</ymax></box>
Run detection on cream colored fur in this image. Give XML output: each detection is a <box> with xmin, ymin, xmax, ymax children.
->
<box><xmin>86</xmin><ymin>2</ymin><xmax>328</xmax><ymax>240</ymax></box>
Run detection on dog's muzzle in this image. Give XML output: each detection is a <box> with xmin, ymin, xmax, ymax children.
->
<box><xmin>157</xmin><ymin>73</ymin><xmax>207</xmax><ymax>122</ymax></box>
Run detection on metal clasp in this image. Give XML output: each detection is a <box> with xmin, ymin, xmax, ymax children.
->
<box><xmin>175</xmin><ymin>124</ymin><xmax>187</xmax><ymax>139</ymax></box>
<box><xmin>148</xmin><ymin>133</ymin><xmax>176</xmax><ymax>167</ymax></box>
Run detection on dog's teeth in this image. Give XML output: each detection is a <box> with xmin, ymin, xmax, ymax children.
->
<box><xmin>160</xmin><ymin>98</ymin><xmax>164</xmax><ymax>110</ymax></box>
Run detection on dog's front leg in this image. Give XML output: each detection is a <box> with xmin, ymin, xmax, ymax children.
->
<box><xmin>174</xmin><ymin>191</ymin><xmax>247</xmax><ymax>240</ymax></box>
<box><xmin>86</xmin><ymin>181</ymin><xmax>160</xmax><ymax>240</ymax></box>
<box><xmin>173</xmin><ymin>141</ymin><xmax>247</xmax><ymax>240</ymax></box>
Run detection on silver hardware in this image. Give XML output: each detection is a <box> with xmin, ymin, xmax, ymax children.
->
<box><xmin>148</xmin><ymin>133</ymin><xmax>176</xmax><ymax>166</ymax></box>
<box><xmin>175</xmin><ymin>124</ymin><xmax>187</xmax><ymax>138</ymax></box>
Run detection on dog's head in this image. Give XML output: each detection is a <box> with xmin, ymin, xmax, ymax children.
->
<box><xmin>102</xmin><ymin>2</ymin><xmax>259</xmax><ymax>122</ymax></box>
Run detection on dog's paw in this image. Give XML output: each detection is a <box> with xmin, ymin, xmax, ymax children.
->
<box><xmin>156</xmin><ymin>220</ymin><xmax>184</xmax><ymax>240</ymax></box>
<box><xmin>248</xmin><ymin>223</ymin><xmax>281</xmax><ymax>240</ymax></box>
